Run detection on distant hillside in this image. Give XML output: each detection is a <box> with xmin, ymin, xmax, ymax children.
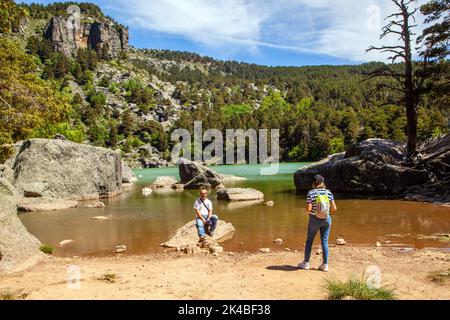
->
<box><xmin>0</xmin><ymin>1</ymin><xmax>448</xmax><ymax>167</ymax></box>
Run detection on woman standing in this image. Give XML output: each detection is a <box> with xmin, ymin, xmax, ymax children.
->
<box><xmin>298</xmin><ymin>174</ymin><xmax>337</xmax><ymax>272</ymax></box>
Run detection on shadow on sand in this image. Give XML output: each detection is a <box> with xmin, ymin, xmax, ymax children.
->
<box><xmin>266</xmin><ymin>265</ymin><xmax>299</xmax><ymax>272</ymax></box>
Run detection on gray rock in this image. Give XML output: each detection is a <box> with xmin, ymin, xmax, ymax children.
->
<box><xmin>45</xmin><ymin>16</ymin><xmax>128</xmax><ymax>58</ymax></box>
<box><xmin>217</xmin><ymin>188</ymin><xmax>265</xmax><ymax>202</ymax></box>
<box><xmin>294</xmin><ymin>139</ymin><xmax>433</xmax><ymax>194</ymax></box>
<box><xmin>0</xmin><ymin>174</ymin><xmax>42</xmax><ymax>273</ymax></box>
<box><xmin>18</xmin><ymin>198</ymin><xmax>79</xmax><ymax>212</ymax></box>
<box><xmin>5</xmin><ymin>139</ymin><xmax>122</xmax><ymax>201</ymax></box>
<box><xmin>121</xmin><ymin>162</ymin><xmax>137</xmax><ymax>184</ymax></box>
<box><xmin>161</xmin><ymin>220</ymin><xmax>235</xmax><ymax>248</ymax></box>
<box><xmin>178</xmin><ymin>158</ymin><xmax>223</xmax><ymax>189</ymax></box>
<box><xmin>150</xmin><ymin>176</ymin><xmax>177</xmax><ymax>189</ymax></box>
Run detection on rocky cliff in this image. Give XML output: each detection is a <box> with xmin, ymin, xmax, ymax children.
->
<box><xmin>6</xmin><ymin>139</ymin><xmax>123</xmax><ymax>201</ymax></box>
<box><xmin>44</xmin><ymin>16</ymin><xmax>128</xmax><ymax>57</ymax></box>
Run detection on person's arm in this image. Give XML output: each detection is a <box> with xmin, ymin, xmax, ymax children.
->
<box><xmin>306</xmin><ymin>191</ymin><xmax>313</xmax><ymax>213</ymax></box>
<box><xmin>329</xmin><ymin>191</ymin><xmax>337</xmax><ymax>213</ymax></box>
<box><xmin>207</xmin><ymin>201</ymin><xmax>213</xmax><ymax>220</ymax></box>
<box><xmin>194</xmin><ymin>201</ymin><xmax>206</xmax><ymax>223</ymax></box>
<box><xmin>331</xmin><ymin>201</ymin><xmax>337</xmax><ymax>212</ymax></box>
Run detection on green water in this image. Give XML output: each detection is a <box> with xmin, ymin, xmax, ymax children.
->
<box><xmin>19</xmin><ymin>163</ymin><xmax>450</xmax><ymax>257</ymax></box>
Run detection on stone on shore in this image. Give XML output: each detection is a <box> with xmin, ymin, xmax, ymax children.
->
<box><xmin>337</xmin><ymin>238</ymin><xmax>347</xmax><ymax>245</ymax></box>
<box><xmin>217</xmin><ymin>188</ymin><xmax>264</xmax><ymax>202</ymax></box>
<box><xmin>18</xmin><ymin>197</ymin><xmax>79</xmax><ymax>212</ymax></box>
<box><xmin>142</xmin><ymin>188</ymin><xmax>153</xmax><ymax>196</ymax></box>
<box><xmin>113</xmin><ymin>245</ymin><xmax>127</xmax><ymax>254</ymax></box>
<box><xmin>161</xmin><ymin>220</ymin><xmax>235</xmax><ymax>248</ymax></box>
<box><xmin>5</xmin><ymin>139</ymin><xmax>122</xmax><ymax>201</ymax></box>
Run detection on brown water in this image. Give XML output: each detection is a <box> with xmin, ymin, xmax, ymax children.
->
<box><xmin>19</xmin><ymin>163</ymin><xmax>450</xmax><ymax>257</ymax></box>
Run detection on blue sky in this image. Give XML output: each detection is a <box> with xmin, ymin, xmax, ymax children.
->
<box><xmin>18</xmin><ymin>0</ymin><xmax>427</xmax><ymax>66</ymax></box>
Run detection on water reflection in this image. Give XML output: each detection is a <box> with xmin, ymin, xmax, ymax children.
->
<box><xmin>19</xmin><ymin>163</ymin><xmax>450</xmax><ymax>256</ymax></box>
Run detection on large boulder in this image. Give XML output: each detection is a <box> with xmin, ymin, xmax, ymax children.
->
<box><xmin>217</xmin><ymin>188</ymin><xmax>265</xmax><ymax>202</ymax></box>
<box><xmin>121</xmin><ymin>162</ymin><xmax>137</xmax><ymax>184</ymax></box>
<box><xmin>161</xmin><ymin>220</ymin><xmax>235</xmax><ymax>248</ymax></box>
<box><xmin>0</xmin><ymin>170</ymin><xmax>42</xmax><ymax>273</ymax></box>
<box><xmin>294</xmin><ymin>138</ymin><xmax>434</xmax><ymax>194</ymax></box>
<box><xmin>5</xmin><ymin>139</ymin><xmax>122</xmax><ymax>201</ymax></box>
<box><xmin>178</xmin><ymin>159</ymin><xmax>245</xmax><ymax>189</ymax></box>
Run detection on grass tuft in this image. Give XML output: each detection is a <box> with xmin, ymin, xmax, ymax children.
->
<box><xmin>428</xmin><ymin>269</ymin><xmax>450</xmax><ymax>285</ymax></box>
<box><xmin>325</xmin><ymin>277</ymin><xmax>396</xmax><ymax>300</ymax></box>
<box><xmin>39</xmin><ymin>244</ymin><xmax>54</xmax><ymax>254</ymax></box>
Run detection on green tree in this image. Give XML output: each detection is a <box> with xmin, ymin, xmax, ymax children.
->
<box><xmin>0</xmin><ymin>38</ymin><xmax>70</xmax><ymax>162</ymax></box>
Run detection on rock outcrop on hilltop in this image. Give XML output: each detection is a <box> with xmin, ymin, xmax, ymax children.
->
<box><xmin>0</xmin><ymin>167</ymin><xmax>42</xmax><ymax>273</ymax></box>
<box><xmin>44</xmin><ymin>16</ymin><xmax>128</xmax><ymax>57</ymax></box>
<box><xmin>5</xmin><ymin>139</ymin><xmax>123</xmax><ymax>201</ymax></box>
<box><xmin>294</xmin><ymin>135</ymin><xmax>450</xmax><ymax>205</ymax></box>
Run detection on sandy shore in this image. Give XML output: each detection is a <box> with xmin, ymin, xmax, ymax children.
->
<box><xmin>0</xmin><ymin>246</ymin><xmax>449</xmax><ymax>300</ymax></box>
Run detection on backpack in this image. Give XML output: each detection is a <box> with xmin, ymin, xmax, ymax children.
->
<box><xmin>314</xmin><ymin>190</ymin><xmax>330</xmax><ymax>219</ymax></box>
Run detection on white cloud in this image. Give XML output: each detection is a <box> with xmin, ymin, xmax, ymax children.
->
<box><xmin>107</xmin><ymin>0</ymin><xmax>428</xmax><ymax>63</ymax></box>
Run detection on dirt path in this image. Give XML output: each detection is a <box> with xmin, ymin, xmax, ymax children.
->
<box><xmin>0</xmin><ymin>247</ymin><xmax>449</xmax><ymax>300</ymax></box>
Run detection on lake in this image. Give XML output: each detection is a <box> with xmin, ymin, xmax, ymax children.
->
<box><xmin>19</xmin><ymin>163</ymin><xmax>450</xmax><ymax>256</ymax></box>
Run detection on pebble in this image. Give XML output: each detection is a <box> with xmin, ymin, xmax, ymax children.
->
<box><xmin>259</xmin><ymin>248</ymin><xmax>270</xmax><ymax>253</ymax></box>
<box><xmin>336</xmin><ymin>238</ymin><xmax>347</xmax><ymax>245</ymax></box>
<box><xmin>376</xmin><ymin>242</ymin><xmax>382</xmax><ymax>247</ymax></box>
<box><xmin>142</xmin><ymin>188</ymin><xmax>153</xmax><ymax>196</ymax></box>
<box><xmin>58</xmin><ymin>239</ymin><xmax>75</xmax><ymax>247</ymax></box>
<box><xmin>284</xmin><ymin>248</ymin><xmax>291</xmax><ymax>252</ymax></box>
<box><xmin>265</xmin><ymin>201</ymin><xmax>274</xmax><ymax>207</ymax></box>
<box><xmin>273</xmin><ymin>238</ymin><xmax>283</xmax><ymax>245</ymax></box>
<box><xmin>113</xmin><ymin>245</ymin><xmax>127</xmax><ymax>254</ymax></box>
<box><xmin>316</xmin><ymin>249</ymin><xmax>323</xmax><ymax>255</ymax></box>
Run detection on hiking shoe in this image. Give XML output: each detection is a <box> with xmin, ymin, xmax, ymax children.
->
<box><xmin>200</xmin><ymin>235</ymin><xmax>208</xmax><ymax>242</ymax></box>
<box><xmin>318</xmin><ymin>264</ymin><xmax>329</xmax><ymax>272</ymax></box>
<box><xmin>298</xmin><ymin>261</ymin><xmax>310</xmax><ymax>270</ymax></box>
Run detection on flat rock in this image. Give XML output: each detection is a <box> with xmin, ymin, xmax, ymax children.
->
<box><xmin>161</xmin><ymin>220</ymin><xmax>235</xmax><ymax>248</ymax></box>
<box><xmin>113</xmin><ymin>245</ymin><xmax>127</xmax><ymax>254</ymax></box>
<box><xmin>150</xmin><ymin>176</ymin><xmax>177</xmax><ymax>189</ymax></box>
<box><xmin>259</xmin><ymin>248</ymin><xmax>271</xmax><ymax>253</ymax></box>
<box><xmin>17</xmin><ymin>197</ymin><xmax>78</xmax><ymax>212</ymax></box>
<box><xmin>142</xmin><ymin>187</ymin><xmax>153</xmax><ymax>196</ymax></box>
<box><xmin>217</xmin><ymin>188</ymin><xmax>264</xmax><ymax>202</ymax></box>
<box><xmin>336</xmin><ymin>238</ymin><xmax>347</xmax><ymax>245</ymax></box>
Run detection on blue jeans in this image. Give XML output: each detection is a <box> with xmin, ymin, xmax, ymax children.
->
<box><xmin>196</xmin><ymin>215</ymin><xmax>218</xmax><ymax>237</ymax></box>
<box><xmin>304</xmin><ymin>215</ymin><xmax>332</xmax><ymax>264</ymax></box>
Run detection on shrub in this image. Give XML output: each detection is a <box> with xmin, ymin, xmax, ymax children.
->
<box><xmin>325</xmin><ymin>277</ymin><xmax>396</xmax><ymax>300</ymax></box>
<box><xmin>39</xmin><ymin>244</ymin><xmax>54</xmax><ymax>254</ymax></box>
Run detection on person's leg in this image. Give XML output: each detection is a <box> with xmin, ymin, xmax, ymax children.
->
<box><xmin>319</xmin><ymin>217</ymin><xmax>332</xmax><ymax>265</ymax></box>
<box><xmin>209</xmin><ymin>215</ymin><xmax>218</xmax><ymax>232</ymax></box>
<box><xmin>304</xmin><ymin>216</ymin><xmax>320</xmax><ymax>263</ymax></box>
<box><xmin>196</xmin><ymin>218</ymin><xmax>205</xmax><ymax>238</ymax></box>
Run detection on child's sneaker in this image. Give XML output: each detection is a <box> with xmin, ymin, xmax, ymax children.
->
<box><xmin>298</xmin><ymin>261</ymin><xmax>310</xmax><ymax>270</ymax></box>
<box><xmin>318</xmin><ymin>264</ymin><xmax>329</xmax><ymax>272</ymax></box>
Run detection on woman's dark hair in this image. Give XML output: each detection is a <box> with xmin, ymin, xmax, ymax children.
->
<box><xmin>312</xmin><ymin>174</ymin><xmax>326</xmax><ymax>189</ymax></box>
